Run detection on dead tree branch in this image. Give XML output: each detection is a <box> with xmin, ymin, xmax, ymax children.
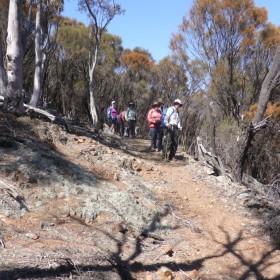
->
<box><xmin>196</xmin><ymin>137</ymin><xmax>225</xmax><ymax>176</ymax></box>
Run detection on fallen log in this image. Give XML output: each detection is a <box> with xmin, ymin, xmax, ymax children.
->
<box><xmin>0</xmin><ymin>95</ymin><xmax>56</xmax><ymax>122</ymax></box>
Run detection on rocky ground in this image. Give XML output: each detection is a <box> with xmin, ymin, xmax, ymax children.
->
<box><xmin>0</xmin><ymin>112</ymin><xmax>279</xmax><ymax>280</ymax></box>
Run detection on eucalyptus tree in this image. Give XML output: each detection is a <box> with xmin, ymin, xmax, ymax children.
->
<box><xmin>78</xmin><ymin>0</ymin><xmax>124</xmax><ymax>127</ymax></box>
<box><xmin>155</xmin><ymin>56</ymin><xmax>188</xmax><ymax>104</ymax></box>
<box><xmin>1</xmin><ymin>0</ymin><xmax>35</xmax><ymax>99</ymax></box>
<box><xmin>0</xmin><ymin>34</ymin><xmax>7</xmax><ymax>96</ymax></box>
<box><xmin>0</xmin><ymin>1</ymin><xmax>9</xmax><ymax>95</ymax></box>
<box><xmin>170</xmin><ymin>0</ymin><xmax>280</xmax><ymax>181</ymax></box>
<box><xmin>29</xmin><ymin>0</ymin><xmax>63</xmax><ymax>107</ymax></box>
<box><xmin>92</xmin><ymin>32</ymin><xmax>123</xmax><ymax>120</ymax></box>
<box><xmin>48</xmin><ymin>18</ymin><xmax>89</xmax><ymax>118</ymax></box>
<box><xmin>48</xmin><ymin>17</ymin><xmax>123</xmax><ymax>121</ymax></box>
<box><xmin>233</xmin><ymin>45</ymin><xmax>280</xmax><ymax>182</ymax></box>
<box><xmin>119</xmin><ymin>47</ymin><xmax>156</xmax><ymax>131</ymax></box>
<box><xmin>155</xmin><ymin>55</ymin><xmax>194</xmax><ymax>145</ymax></box>
<box><xmin>3</xmin><ymin>0</ymin><xmax>24</xmax><ymax>115</ymax></box>
<box><xmin>119</xmin><ymin>47</ymin><xmax>156</xmax><ymax>103</ymax></box>
<box><xmin>170</xmin><ymin>0</ymin><xmax>271</xmax><ymax>120</ymax></box>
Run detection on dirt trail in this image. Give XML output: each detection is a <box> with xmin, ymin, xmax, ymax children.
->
<box><xmin>0</xmin><ymin>126</ymin><xmax>279</xmax><ymax>280</ymax></box>
<box><xmin>116</xmin><ymin>138</ymin><xmax>280</xmax><ymax>279</ymax></box>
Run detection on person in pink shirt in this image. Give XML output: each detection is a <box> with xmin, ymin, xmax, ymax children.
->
<box><xmin>147</xmin><ymin>101</ymin><xmax>162</xmax><ymax>152</ymax></box>
<box><xmin>108</xmin><ymin>101</ymin><xmax>118</xmax><ymax>134</ymax></box>
<box><xmin>117</xmin><ymin>110</ymin><xmax>127</xmax><ymax>137</ymax></box>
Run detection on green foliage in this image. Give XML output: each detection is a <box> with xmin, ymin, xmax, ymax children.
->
<box><xmin>155</xmin><ymin>56</ymin><xmax>188</xmax><ymax>104</ymax></box>
<box><xmin>212</xmin><ymin>117</ymin><xmax>240</xmax><ymax>169</ymax></box>
<box><xmin>57</xmin><ymin>19</ymin><xmax>89</xmax><ymax>60</ymax></box>
<box><xmin>73</xmin><ymin>79</ymin><xmax>88</xmax><ymax>97</ymax></box>
<box><xmin>100</xmin><ymin>33</ymin><xmax>123</xmax><ymax>68</ymax></box>
<box><xmin>170</xmin><ymin>0</ymin><xmax>280</xmax><ymax>121</ymax></box>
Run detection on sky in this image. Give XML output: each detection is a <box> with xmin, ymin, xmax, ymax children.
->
<box><xmin>62</xmin><ymin>0</ymin><xmax>280</xmax><ymax>63</ymax></box>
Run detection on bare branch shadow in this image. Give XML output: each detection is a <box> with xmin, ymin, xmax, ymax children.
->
<box><xmin>0</xmin><ymin>217</ymin><xmax>279</xmax><ymax>279</ymax></box>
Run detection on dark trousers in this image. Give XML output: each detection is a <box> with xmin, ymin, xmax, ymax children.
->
<box><xmin>150</xmin><ymin>127</ymin><xmax>163</xmax><ymax>150</ymax></box>
<box><xmin>119</xmin><ymin>120</ymin><xmax>125</xmax><ymax>136</ymax></box>
<box><xmin>163</xmin><ymin>127</ymin><xmax>180</xmax><ymax>160</ymax></box>
<box><xmin>128</xmin><ymin>120</ymin><xmax>136</xmax><ymax>138</ymax></box>
<box><xmin>158</xmin><ymin>127</ymin><xmax>164</xmax><ymax>150</ymax></box>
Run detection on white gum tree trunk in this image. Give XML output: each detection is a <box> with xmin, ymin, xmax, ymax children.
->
<box><xmin>0</xmin><ymin>41</ymin><xmax>7</xmax><ymax>96</ymax></box>
<box><xmin>79</xmin><ymin>0</ymin><xmax>123</xmax><ymax>127</ymax></box>
<box><xmin>4</xmin><ymin>0</ymin><xmax>24</xmax><ymax>114</ymax></box>
<box><xmin>89</xmin><ymin>45</ymin><xmax>98</xmax><ymax>127</ymax></box>
<box><xmin>29</xmin><ymin>0</ymin><xmax>44</xmax><ymax>107</ymax></box>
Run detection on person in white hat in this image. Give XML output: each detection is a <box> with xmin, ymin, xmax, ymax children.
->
<box><xmin>162</xmin><ymin>99</ymin><xmax>183</xmax><ymax>162</ymax></box>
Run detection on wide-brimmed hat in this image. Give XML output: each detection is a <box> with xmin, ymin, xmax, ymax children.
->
<box><xmin>173</xmin><ymin>99</ymin><xmax>183</xmax><ymax>106</ymax></box>
<box><xmin>152</xmin><ymin>101</ymin><xmax>159</xmax><ymax>107</ymax></box>
<box><xmin>157</xmin><ymin>98</ymin><xmax>164</xmax><ymax>105</ymax></box>
<box><xmin>111</xmin><ymin>100</ymin><xmax>116</xmax><ymax>104</ymax></box>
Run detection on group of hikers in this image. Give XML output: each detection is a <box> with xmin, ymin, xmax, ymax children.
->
<box><xmin>106</xmin><ymin>98</ymin><xmax>183</xmax><ymax>162</ymax></box>
<box><xmin>107</xmin><ymin>101</ymin><xmax>137</xmax><ymax>138</ymax></box>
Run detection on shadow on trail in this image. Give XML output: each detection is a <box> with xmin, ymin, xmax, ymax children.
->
<box><xmin>0</xmin><ymin>215</ymin><xmax>279</xmax><ymax>280</ymax></box>
<box><xmin>0</xmin><ymin>117</ymin><xmax>279</xmax><ymax>279</ymax></box>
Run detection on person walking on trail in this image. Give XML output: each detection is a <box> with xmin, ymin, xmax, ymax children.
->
<box><xmin>147</xmin><ymin>101</ymin><xmax>162</xmax><ymax>152</ymax></box>
<box><xmin>117</xmin><ymin>110</ymin><xmax>127</xmax><ymax>137</ymax></box>
<box><xmin>125</xmin><ymin>101</ymin><xmax>137</xmax><ymax>138</ymax></box>
<box><xmin>108</xmin><ymin>101</ymin><xmax>118</xmax><ymax>134</ymax></box>
<box><xmin>162</xmin><ymin>99</ymin><xmax>183</xmax><ymax>162</ymax></box>
<box><xmin>157</xmin><ymin>97</ymin><xmax>165</xmax><ymax>151</ymax></box>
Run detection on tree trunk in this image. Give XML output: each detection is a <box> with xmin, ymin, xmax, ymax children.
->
<box><xmin>208</xmin><ymin>103</ymin><xmax>217</xmax><ymax>156</ymax></box>
<box><xmin>232</xmin><ymin>124</ymin><xmax>255</xmax><ymax>182</ymax></box>
<box><xmin>29</xmin><ymin>0</ymin><xmax>43</xmax><ymax>107</ymax></box>
<box><xmin>0</xmin><ymin>41</ymin><xmax>7</xmax><ymax>96</ymax></box>
<box><xmin>4</xmin><ymin>0</ymin><xmax>24</xmax><ymax>115</ymax></box>
<box><xmin>89</xmin><ymin>46</ymin><xmax>98</xmax><ymax>128</ymax></box>
<box><xmin>80</xmin><ymin>0</ymin><xmax>123</xmax><ymax>128</ymax></box>
<box><xmin>232</xmin><ymin>46</ymin><xmax>280</xmax><ymax>182</ymax></box>
<box><xmin>253</xmin><ymin>47</ymin><xmax>280</xmax><ymax>124</ymax></box>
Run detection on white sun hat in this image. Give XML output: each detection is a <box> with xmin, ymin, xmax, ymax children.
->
<box><xmin>173</xmin><ymin>99</ymin><xmax>183</xmax><ymax>106</ymax></box>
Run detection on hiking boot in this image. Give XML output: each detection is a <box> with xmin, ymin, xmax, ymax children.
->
<box><xmin>150</xmin><ymin>148</ymin><xmax>156</xmax><ymax>152</ymax></box>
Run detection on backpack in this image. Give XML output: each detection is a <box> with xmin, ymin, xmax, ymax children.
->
<box><xmin>161</xmin><ymin>107</ymin><xmax>174</xmax><ymax>128</ymax></box>
<box><xmin>106</xmin><ymin>107</ymin><xmax>111</xmax><ymax>120</ymax></box>
<box><xmin>126</xmin><ymin>108</ymin><xmax>136</xmax><ymax>120</ymax></box>
<box><xmin>161</xmin><ymin>108</ymin><xmax>168</xmax><ymax>128</ymax></box>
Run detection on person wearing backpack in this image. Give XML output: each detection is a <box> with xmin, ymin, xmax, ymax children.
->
<box><xmin>125</xmin><ymin>101</ymin><xmax>137</xmax><ymax>138</ymax></box>
<box><xmin>157</xmin><ymin>98</ymin><xmax>165</xmax><ymax>151</ymax></box>
<box><xmin>162</xmin><ymin>99</ymin><xmax>183</xmax><ymax>162</ymax></box>
<box><xmin>107</xmin><ymin>101</ymin><xmax>118</xmax><ymax>134</ymax></box>
<box><xmin>147</xmin><ymin>101</ymin><xmax>162</xmax><ymax>152</ymax></box>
